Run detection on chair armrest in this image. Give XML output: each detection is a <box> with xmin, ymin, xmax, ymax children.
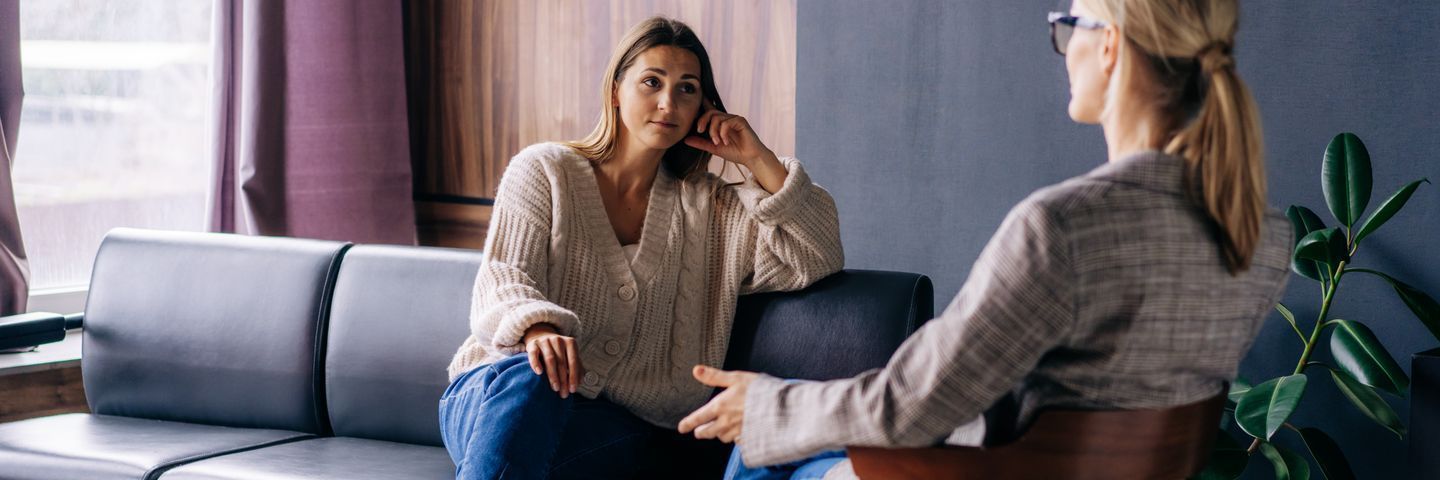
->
<box><xmin>0</xmin><ymin>312</ymin><xmax>68</xmax><ymax>351</ymax></box>
<box><xmin>64</xmin><ymin>312</ymin><xmax>84</xmax><ymax>330</ymax></box>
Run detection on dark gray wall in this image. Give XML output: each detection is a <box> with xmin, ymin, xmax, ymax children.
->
<box><xmin>796</xmin><ymin>1</ymin><xmax>1439</xmax><ymax>477</ymax></box>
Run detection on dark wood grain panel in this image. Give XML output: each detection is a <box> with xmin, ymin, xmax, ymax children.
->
<box><xmin>407</xmin><ymin>1</ymin><xmax>796</xmax><ymax>247</ymax></box>
<box><xmin>0</xmin><ymin>366</ymin><xmax>87</xmax><ymax>423</ymax></box>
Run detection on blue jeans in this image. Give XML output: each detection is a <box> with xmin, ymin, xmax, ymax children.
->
<box><xmin>724</xmin><ymin>448</ymin><xmax>847</xmax><ymax>480</ymax></box>
<box><xmin>439</xmin><ymin>353</ymin><xmax>654</xmax><ymax>480</ymax></box>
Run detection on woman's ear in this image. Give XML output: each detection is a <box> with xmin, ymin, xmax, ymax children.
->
<box><xmin>1101</xmin><ymin>26</ymin><xmax>1120</xmax><ymax>76</ymax></box>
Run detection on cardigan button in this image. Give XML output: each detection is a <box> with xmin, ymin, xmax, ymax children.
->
<box><xmin>583</xmin><ymin>372</ymin><xmax>599</xmax><ymax>387</ymax></box>
<box><xmin>618</xmin><ymin>284</ymin><xmax>636</xmax><ymax>301</ymax></box>
<box><xmin>604</xmin><ymin>340</ymin><xmax>622</xmax><ymax>355</ymax></box>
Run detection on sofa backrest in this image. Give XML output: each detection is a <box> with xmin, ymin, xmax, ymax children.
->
<box><xmin>83</xmin><ymin>228</ymin><xmax>348</xmax><ymax>434</ymax></box>
<box><xmin>322</xmin><ymin>245</ymin><xmax>480</xmax><ymax>446</ymax></box>
<box><xmin>80</xmin><ymin>230</ymin><xmax>932</xmax><ymax>449</ymax></box>
<box><xmin>725</xmin><ymin>269</ymin><xmax>934</xmax><ymax>379</ymax></box>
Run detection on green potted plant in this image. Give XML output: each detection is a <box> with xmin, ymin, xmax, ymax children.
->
<box><xmin>1197</xmin><ymin>133</ymin><xmax>1436</xmax><ymax>480</ymax></box>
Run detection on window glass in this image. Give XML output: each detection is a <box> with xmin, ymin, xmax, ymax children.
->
<box><xmin>14</xmin><ymin>0</ymin><xmax>213</xmax><ymax>290</ymax></box>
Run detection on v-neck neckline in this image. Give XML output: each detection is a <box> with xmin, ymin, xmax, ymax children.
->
<box><xmin>573</xmin><ymin>155</ymin><xmax>676</xmax><ymax>288</ymax></box>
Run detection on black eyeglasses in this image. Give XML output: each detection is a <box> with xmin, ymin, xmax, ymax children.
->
<box><xmin>1047</xmin><ymin>12</ymin><xmax>1106</xmax><ymax>56</ymax></box>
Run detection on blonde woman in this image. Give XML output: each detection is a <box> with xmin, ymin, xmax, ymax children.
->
<box><xmin>680</xmin><ymin>1</ymin><xmax>1292</xmax><ymax>478</ymax></box>
<box><xmin>438</xmin><ymin>16</ymin><xmax>843</xmax><ymax>480</ymax></box>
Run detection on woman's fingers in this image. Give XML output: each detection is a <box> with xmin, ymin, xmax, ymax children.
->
<box><xmin>527</xmin><ymin>345</ymin><xmax>544</xmax><ymax>375</ymax></box>
<box><xmin>692</xmin><ymin>417</ymin><xmax>736</xmax><ymax>442</ymax></box>
<box><xmin>550</xmin><ymin>338</ymin><xmax>570</xmax><ymax>398</ymax></box>
<box><xmin>539</xmin><ymin>340</ymin><xmax>560</xmax><ymax>393</ymax></box>
<box><xmin>717</xmin><ymin>117</ymin><xmax>733</xmax><ymax>146</ymax></box>
<box><xmin>565</xmin><ymin>337</ymin><xmax>581</xmax><ymax>394</ymax></box>
<box><xmin>695</xmin><ymin>109</ymin><xmax>716</xmax><ymax>133</ymax></box>
<box><xmin>718</xmin><ymin>427</ymin><xmax>739</xmax><ymax>444</ymax></box>
<box><xmin>678</xmin><ymin>399</ymin><xmax>718</xmax><ymax>434</ymax></box>
<box><xmin>722</xmin><ymin>116</ymin><xmax>749</xmax><ymax>146</ymax></box>
<box><xmin>733</xmin><ymin>117</ymin><xmax>752</xmax><ymax>144</ymax></box>
<box><xmin>705</xmin><ymin>413</ymin><xmax>736</xmax><ymax>442</ymax></box>
<box><xmin>708</xmin><ymin>113</ymin><xmax>727</xmax><ymax>146</ymax></box>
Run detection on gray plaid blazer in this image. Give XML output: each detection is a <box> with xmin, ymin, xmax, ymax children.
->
<box><xmin>739</xmin><ymin>151</ymin><xmax>1293</xmax><ymax>466</ymax></box>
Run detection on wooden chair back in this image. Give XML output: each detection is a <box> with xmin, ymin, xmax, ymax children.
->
<box><xmin>847</xmin><ymin>394</ymin><xmax>1225</xmax><ymax>480</ymax></box>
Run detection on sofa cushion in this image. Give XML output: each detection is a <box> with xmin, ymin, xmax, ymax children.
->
<box><xmin>323</xmin><ymin>245</ymin><xmax>481</xmax><ymax>446</ymax></box>
<box><xmin>82</xmin><ymin>229</ymin><xmax>348</xmax><ymax>433</ymax></box>
<box><xmin>0</xmin><ymin>413</ymin><xmax>310</xmax><ymax>480</ymax></box>
<box><xmin>157</xmin><ymin>437</ymin><xmax>453</xmax><ymax>480</ymax></box>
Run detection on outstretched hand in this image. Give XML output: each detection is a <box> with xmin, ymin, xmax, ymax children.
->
<box><xmin>677</xmin><ymin>365</ymin><xmax>759</xmax><ymax>443</ymax></box>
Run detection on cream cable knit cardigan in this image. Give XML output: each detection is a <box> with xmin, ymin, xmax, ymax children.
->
<box><xmin>446</xmin><ymin>143</ymin><xmax>844</xmax><ymax>427</ymax></box>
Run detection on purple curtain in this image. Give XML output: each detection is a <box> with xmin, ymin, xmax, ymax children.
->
<box><xmin>0</xmin><ymin>0</ymin><xmax>27</xmax><ymax>315</ymax></box>
<box><xmin>207</xmin><ymin>0</ymin><xmax>416</xmax><ymax>244</ymax></box>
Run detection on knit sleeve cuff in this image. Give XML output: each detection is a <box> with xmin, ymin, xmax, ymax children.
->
<box><xmin>734</xmin><ymin>157</ymin><xmax>814</xmax><ymax>225</ymax></box>
<box><xmin>488</xmin><ymin>302</ymin><xmax>580</xmax><ymax>355</ymax></box>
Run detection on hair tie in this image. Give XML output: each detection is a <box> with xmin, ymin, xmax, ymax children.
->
<box><xmin>1198</xmin><ymin>42</ymin><xmax>1234</xmax><ymax>73</ymax></box>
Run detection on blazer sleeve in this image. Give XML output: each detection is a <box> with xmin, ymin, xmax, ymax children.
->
<box><xmin>737</xmin><ymin>195</ymin><xmax>1076</xmax><ymax>467</ymax></box>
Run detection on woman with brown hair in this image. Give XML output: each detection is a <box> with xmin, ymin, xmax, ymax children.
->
<box><xmin>678</xmin><ymin>1</ymin><xmax>1292</xmax><ymax>478</ymax></box>
<box><xmin>438</xmin><ymin>16</ymin><xmax>843</xmax><ymax>479</ymax></box>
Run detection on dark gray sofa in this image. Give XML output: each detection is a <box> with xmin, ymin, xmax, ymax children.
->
<box><xmin>0</xmin><ymin>228</ymin><xmax>933</xmax><ymax>479</ymax></box>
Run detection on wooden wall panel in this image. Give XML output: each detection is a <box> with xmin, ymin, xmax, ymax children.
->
<box><xmin>407</xmin><ymin>0</ymin><xmax>797</xmax><ymax>248</ymax></box>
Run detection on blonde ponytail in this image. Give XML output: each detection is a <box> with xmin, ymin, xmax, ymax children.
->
<box><xmin>1166</xmin><ymin>43</ymin><xmax>1266</xmax><ymax>274</ymax></box>
<box><xmin>1083</xmin><ymin>0</ymin><xmax>1265</xmax><ymax>275</ymax></box>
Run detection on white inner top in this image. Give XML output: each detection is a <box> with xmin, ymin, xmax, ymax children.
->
<box><xmin>622</xmin><ymin>243</ymin><xmax>640</xmax><ymax>265</ymax></box>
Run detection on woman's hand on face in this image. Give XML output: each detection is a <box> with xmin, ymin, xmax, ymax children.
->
<box><xmin>523</xmin><ymin>323</ymin><xmax>582</xmax><ymax>398</ymax></box>
<box><xmin>677</xmin><ymin>365</ymin><xmax>759</xmax><ymax>444</ymax></box>
<box><xmin>683</xmin><ymin>108</ymin><xmax>777</xmax><ymax>169</ymax></box>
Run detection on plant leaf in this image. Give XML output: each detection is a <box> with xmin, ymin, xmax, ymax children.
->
<box><xmin>1322</xmin><ymin>132</ymin><xmax>1372</xmax><ymax>228</ymax></box>
<box><xmin>1348</xmin><ymin>268</ymin><xmax>1440</xmax><ymax>344</ymax></box>
<box><xmin>1330</xmin><ymin>319</ymin><xmax>1409</xmax><ymax>395</ymax></box>
<box><xmin>1327</xmin><ymin>367</ymin><xmax>1405</xmax><ymax>437</ymax></box>
<box><xmin>1276</xmin><ymin>303</ymin><xmax>1305</xmax><ymax>343</ymax></box>
<box><xmin>1228</xmin><ymin>378</ymin><xmax>1253</xmax><ymax>405</ymax></box>
<box><xmin>1297</xmin><ymin>427</ymin><xmax>1357</xmax><ymax>480</ymax></box>
<box><xmin>1194</xmin><ymin>430</ymin><xmax>1249</xmax><ymax>480</ymax></box>
<box><xmin>1286</xmin><ymin>205</ymin><xmax>1328</xmax><ymax>281</ymax></box>
<box><xmin>1295</xmin><ymin>228</ymin><xmax>1347</xmax><ymax>267</ymax></box>
<box><xmin>1236</xmin><ymin>374</ymin><xmax>1308</xmax><ymax>440</ymax></box>
<box><xmin>1259</xmin><ymin>442</ymin><xmax>1312</xmax><ymax>480</ymax></box>
<box><xmin>1354</xmin><ymin>178</ymin><xmax>1429</xmax><ymax>245</ymax></box>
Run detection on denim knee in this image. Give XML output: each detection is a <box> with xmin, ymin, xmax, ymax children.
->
<box><xmin>482</xmin><ymin>353</ymin><xmax>555</xmax><ymax>398</ymax></box>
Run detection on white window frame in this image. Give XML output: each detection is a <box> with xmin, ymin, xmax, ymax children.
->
<box><xmin>26</xmin><ymin>286</ymin><xmax>88</xmax><ymax>315</ymax></box>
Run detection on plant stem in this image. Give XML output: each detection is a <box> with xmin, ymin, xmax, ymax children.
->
<box><xmin>1247</xmin><ymin>264</ymin><xmax>1344</xmax><ymax>455</ymax></box>
<box><xmin>1294</xmin><ymin>260</ymin><xmax>1346</xmax><ymax>375</ymax></box>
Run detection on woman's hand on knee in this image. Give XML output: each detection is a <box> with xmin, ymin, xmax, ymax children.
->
<box><xmin>523</xmin><ymin>324</ymin><xmax>582</xmax><ymax>398</ymax></box>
